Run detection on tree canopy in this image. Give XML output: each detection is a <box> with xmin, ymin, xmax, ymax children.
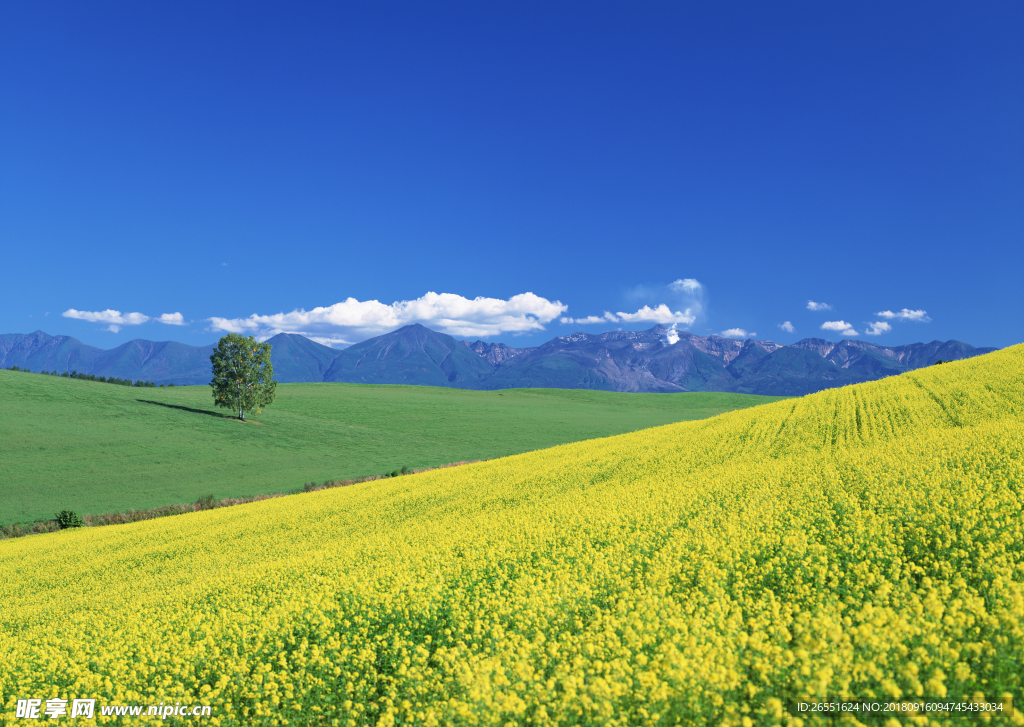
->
<box><xmin>209</xmin><ymin>334</ymin><xmax>277</xmax><ymax>420</ymax></box>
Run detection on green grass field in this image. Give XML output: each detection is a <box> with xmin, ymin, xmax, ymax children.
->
<box><xmin>0</xmin><ymin>370</ymin><xmax>783</xmax><ymax>524</ymax></box>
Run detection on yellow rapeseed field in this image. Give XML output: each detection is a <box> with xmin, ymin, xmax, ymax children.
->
<box><xmin>1</xmin><ymin>346</ymin><xmax>1022</xmax><ymax>726</ymax></box>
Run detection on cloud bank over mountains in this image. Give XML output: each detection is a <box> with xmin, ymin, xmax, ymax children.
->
<box><xmin>821</xmin><ymin>320</ymin><xmax>860</xmax><ymax>337</ymax></box>
<box><xmin>877</xmin><ymin>308</ymin><xmax>931</xmax><ymax>322</ymax></box>
<box><xmin>560</xmin><ymin>305</ymin><xmax>695</xmax><ymax>326</ymax></box>
<box><xmin>56</xmin><ymin>280</ymin><xmax>934</xmax><ymax>348</ymax></box>
<box><xmin>807</xmin><ymin>301</ymin><xmax>931</xmax><ymax>340</ymax></box>
<box><xmin>208</xmin><ymin>292</ymin><xmax>568</xmax><ymax>346</ymax></box>
<box><xmin>62</xmin><ymin>308</ymin><xmax>186</xmax><ymax>333</ymax></box>
<box><xmin>562</xmin><ymin>278</ymin><xmax>705</xmax><ymax>329</ymax></box>
<box><xmin>720</xmin><ymin>328</ymin><xmax>755</xmax><ymax>339</ymax></box>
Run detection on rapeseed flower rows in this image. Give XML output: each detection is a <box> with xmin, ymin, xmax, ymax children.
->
<box><xmin>1</xmin><ymin>346</ymin><xmax>1022</xmax><ymax>726</ymax></box>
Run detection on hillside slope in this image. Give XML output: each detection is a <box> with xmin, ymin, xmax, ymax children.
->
<box><xmin>1</xmin><ymin>346</ymin><xmax>1020</xmax><ymax>724</ymax></box>
<box><xmin>0</xmin><ymin>373</ymin><xmax>777</xmax><ymax>524</ymax></box>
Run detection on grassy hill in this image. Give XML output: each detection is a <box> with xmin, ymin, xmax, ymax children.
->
<box><xmin>0</xmin><ymin>371</ymin><xmax>781</xmax><ymax>524</ymax></box>
<box><xmin>0</xmin><ymin>347</ymin><xmax>1020</xmax><ymax>725</ymax></box>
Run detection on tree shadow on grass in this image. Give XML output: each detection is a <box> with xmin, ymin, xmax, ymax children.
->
<box><xmin>135</xmin><ymin>399</ymin><xmax>233</xmax><ymax>419</ymax></box>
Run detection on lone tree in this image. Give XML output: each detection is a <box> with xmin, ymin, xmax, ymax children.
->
<box><xmin>210</xmin><ymin>333</ymin><xmax>277</xmax><ymax>420</ymax></box>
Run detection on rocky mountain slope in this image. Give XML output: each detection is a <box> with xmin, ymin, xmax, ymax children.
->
<box><xmin>460</xmin><ymin>340</ymin><xmax>535</xmax><ymax>365</ymax></box>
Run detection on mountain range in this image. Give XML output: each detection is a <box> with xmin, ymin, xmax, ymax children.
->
<box><xmin>1</xmin><ymin>326</ymin><xmax>998</xmax><ymax>396</ymax></box>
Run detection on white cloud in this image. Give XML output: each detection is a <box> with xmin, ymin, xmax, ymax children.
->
<box><xmin>560</xmin><ymin>311</ymin><xmax>620</xmax><ymax>325</ymax></box>
<box><xmin>778</xmin><ymin>321</ymin><xmax>795</xmax><ymax>333</ymax></box>
<box><xmin>668</xmin><ymin>278</ymin><xmax>703</xmax><ymax>294</ymax></box>
<box><xmin>251</xmin><ymin>330</ymin><xmax>356</xmax><ymax>348</ymax></box>
<box><xmin>623</xmin><ymin>277</ymin><xmax>705</xmax><ymax>322</ymax></box>
<box><xmin>567</xmin><ymin>278</ymin><xmax>705</xmax><ymax>330</ymax></box>
<box><xmin>156</xmin><ymin>312</ymin><xmax>187</xmax><ymax>326</ymax></box>
<box><xmin>720</xmin><ymin>328</ymin><xmax>755</xmax><ymax>339</ymax></box>
<box><xmin>865</xmin><ymin>321</ymin><xmax>892</xmax><ymax>336</ymax></box>
<box><xmin>876</xmin><ymin>308</ymin><xmax>931</xmax><ymax>322</ymax></box>
<box><xmin>304</xmin><ymin>335</ymin><xmax>353</xmax><ymax>348</ymax></box>
<box><xmin>62</xmin><ymin>308</ymin><xmax>188</xmax><ymax>333</ymax></box>
<box><xmin>62</xmin><ymin>308</ymin><xmax>149</xmax><ymax>326</ymax></box>
<box><xmin>664</xmin><ymin>323</ymin><xmax>680</xmax><ymax>345</ymax></box>
<box><xmin>208</xmin><ymin>291</ymin><xmax>568</xmax><ymax>343</ymax></box>
<box><xmin>63</xmin><ymin>309</ymin><xmax>150</xmax><ymax>329</ymax></box>
<box><xmin>821</xmin><ymin>320</ymin><xmax>859</xmax><ymax>336</ymax></box>
<box><xmin>806</xmin><ymin>300</ymin><xmax>832</xmax><ymax>311</ymax></box>
<box><xmin>616</xmin><ymin>304</ymin><xmax>697</xmax><ymax>325</ymax></box>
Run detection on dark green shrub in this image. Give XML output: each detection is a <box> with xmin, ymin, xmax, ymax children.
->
<box><xmin>195</xmin><ymin>494</ymin><xmax>218</xmax><ymax>510</ymax></box>
<box><xmin>56</xmin><ymin>510</ymin><xmax>83</xmax><ymax>529</ymax></box>
<box><xmin>401</xmin><ymin>465</ymin><xmax>409</xmax><ymax>475</ymax></box>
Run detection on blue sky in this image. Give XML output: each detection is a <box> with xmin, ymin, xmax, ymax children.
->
<box><xmin>2</xmin><ymin>2</ymin><xmax>1021</xmax><ymax>349</ymax></box>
